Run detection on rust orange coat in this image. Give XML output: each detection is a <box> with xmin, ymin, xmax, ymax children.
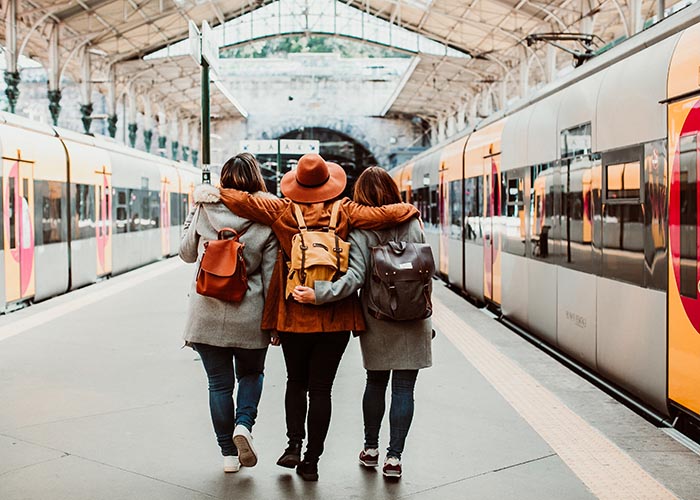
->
<box><xmin>218</xmin><ymin>188</ymin><xmax>420</xmax><ymax>333</ymax></box>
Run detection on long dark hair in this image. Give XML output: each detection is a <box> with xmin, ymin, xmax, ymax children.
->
<box><xmin>220</xmin><ymin>153</ymin><xmax>267</xmax><ymax>192</ymax></box>
<box><xmin>353</xmin><ymin>166</ymin><xmax>401</xmax><ymax>207</ymax></box>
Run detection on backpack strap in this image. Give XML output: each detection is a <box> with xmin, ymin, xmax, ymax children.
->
<box><xmin>329</xmin><ymin>200</ymin><xmax>342</xmax><ymax>274</ymax></box>
<box><xmin>292</xmin><ymin>203</ymin><xmax>308</xmax><ymax>233</ymax></box>
<box><xmin>292</xmin><ymin>203</ymin><xmax>309</xmax><ymax>285</ymax></box>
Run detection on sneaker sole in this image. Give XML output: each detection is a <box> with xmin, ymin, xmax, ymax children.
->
<box><xmin>277</xmin><ymin>454</ymin><xmax>302</xmax><ymax>468</ymax></box>
<box><xmin>359</xmin><ymin>458</ymin><xmax>379</xmax><ymax>468</ymax></box>
<box><xmin>233</xmin><ymin>435</ymin><xmax>258</xmax><ymax>467</ymax></box>
<box><xmin>383</xmin><ymin>469</ymin><xmax>402</xmax><ymax>478</ymax></box>
<box><xmin>296</xmin><ymin>469</ymin><xmax>319</xmax><ymax>481</ymax></box>
<box><xmin>223</xmin><ymin>466</ymin><xmax>240</xmax><ymax>473</ymax></box>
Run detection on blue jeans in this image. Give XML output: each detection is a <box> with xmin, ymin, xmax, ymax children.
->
<box><xmin>363</xmin><ymin>369</ymin><xmax>419</xmax><ymax>459</ymax></box>
<box><xmin>193</xmin><ymin>343</ymin><xmax>267</xmax><ymax>456</ymax></box>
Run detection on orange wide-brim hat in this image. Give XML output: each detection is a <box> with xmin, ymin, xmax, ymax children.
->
<box><xmin>280</xmin><ymin>153</ymin><xmax>347</xmax><ymax>203</ymax></box>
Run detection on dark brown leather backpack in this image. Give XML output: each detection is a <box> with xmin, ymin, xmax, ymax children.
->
<box><xmin>368</xmin><ymin>238</ymin><xmax>435</xmax><ymax>321</ymax></box>
<box><xmin>196</xmin><ymin>227</ymin><xmax>249</xmax><ymax>302</ymax></box>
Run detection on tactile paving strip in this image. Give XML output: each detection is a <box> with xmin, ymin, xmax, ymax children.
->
<box><xmin>434</xmin><ymin>300</ymin><xmax>678</xmax><ymax>500</ymax></box>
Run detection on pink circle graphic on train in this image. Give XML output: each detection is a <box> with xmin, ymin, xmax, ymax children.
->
<box><xmin>96</xmin><ymin>171</ymin><xmax>111</xmax><ymax>269</ymax></box>
<box><xmin>670</xmin><ymin>100</ymin><xmax>700</xmax><ymax>333</ymax></box>
<box><xmin>3</xmin><ymin>161</ymin><xmax>34</xmax><ymax>296</ymax></box>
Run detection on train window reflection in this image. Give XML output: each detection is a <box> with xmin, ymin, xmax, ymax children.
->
<box><xmin>449</xmin><ymin>180</ymin><xmax>462</xmax><ymax>239</ymax></box>
<box><xmin>504</xmin><ymin>169</ymin><xmax>526</xmax><ymax>256</ymax></box>
<box><xmin>41</xmin><ymin>181</ymin><xmax>63</xmax><ymax>244</ymax></box>
<box><xmin>679</xmin><ymin>134</ymin><xmax>697</xmax><ymax>298</ymax></box>
<box><xmin>530</xmin><ymin>164</ymin><xmax>554</xmax><ymax>259</ymax></box>
<box><xmin>606</xmin><ymin>161</ymin><xmax>641</xmax><ymax>200</ymax></box>
<box><xmin>464</xmin><ymin>176</ymin><xmax>482</xmax><ymax>243</ymax></box>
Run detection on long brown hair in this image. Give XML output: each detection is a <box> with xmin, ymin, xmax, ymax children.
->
<box><xmin>220</xmin><ymin>153</ymin><xmax>267</xmax><ymax>192</ymax></box>
<box><xmin>353</xmin><ymin>166</ymin><xmax>401</xmax><ymax>207</ymax></box>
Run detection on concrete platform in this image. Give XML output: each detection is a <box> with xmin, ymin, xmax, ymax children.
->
<box><xmin>0</xmin><ymin>258</ymin><xmax>698</xmax><ymax>499</ymax></box>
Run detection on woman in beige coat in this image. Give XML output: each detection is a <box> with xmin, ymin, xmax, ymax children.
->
<box><xmin>293</xmin><ymin>167</ymin><xmax>432</xmax><ymax>480</ymax></box>
<box><xmin>179</xmin><ymin>153</ymin><xmax>278</xmax><ymax>474</ymax></box>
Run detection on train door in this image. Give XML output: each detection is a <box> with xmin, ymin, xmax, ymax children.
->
<box><xmin>3</xmin><ymin>154</ymin><xmax>35</xmax><ymax>303</ymax></box>
<box><xmin>484</xmin><ymin>152</ymin><xmax>502</xmax><ymax>304</ymax></box>
<box><xmin>160</xmin><ymin>175</ymin><xmax>171</xmax><ymax>256</ymax></box>
<box><xmin>669</xmin><ymin>111</ymin><xmax>700</xmax><ymax>418</ymax></box>
<box><xmin>95</xmin><ymin>166</ymin><xmax>112</xmax><ymax>277</ymax></box>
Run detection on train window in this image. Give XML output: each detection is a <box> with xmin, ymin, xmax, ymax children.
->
<box><xmin>561</xmin><ymin>158</ymin><xmax>596</xmax><ymax>273</ymax></box>
<box><xmin>429</xmin><ymin>187</ymin><xmax>439</xmax><ymax>226</ymax></box>
<box><xmin>605</xmin><ymin>162</ymin><xmax>641</xmax><ymax>200</ymax></box>
<box><xmin>140</xmin><ymin>191</ymin><xmax>152</xmax><ymax>230</ymax></box>
<box><xmin>150</xmin><ymin>191</ymin><xmax>161</xmax><ymax>229</ymax></box>
<box><xmin>181</xmin><ymin>194</ymin><xmax>190</xmax><ymax>225</ymax></box>
<box><xmin>128</xmin><ymin>189</ymin><xmax>140</xmax><ymax>232</ymax></box>
<box><xmin>114</xmin><ymin>189</ymin><xmax>128</xmax><ymax>234</ymax></box>
<box><xmin>9</xmin><ymin>176</ymin><xmax>16</xmax><ymax>249</ymax></box>
<box><xmin>504</xmin><ymin>170</ymin><xmax>526</xmax><ymax>256</ymax></box>
<box><xmin>170</xmin><ymin>192</ymin><xmax>179</xmax><ymax>226</ymax></box>
<box><xmin>530</xmin><ymin>164</ymin><xmax>555</xmax><ymax>260</ymax></box>
<box><xmin>464</xmin><ymin>176</ymin><xmax>482</xmax><ymax>243</ymax></box>
<box><xmin>73</xmin><ymin>184</ymin><xmax>95</xmax><ymax>240</ymax></box>
<box><xmin>449</xmin><ymin>180</ymin><xmax>462</xmax><ymax>239</ymax></box>
<box><xmin>679</xmin><ymin>135</ymin><xmax>697</xmax><ymax>298</ymax></box>
<box><xmin>560</xmin><ymin>123</ymin><xmax>592</xmax><ymax>159</ymax></box>
<box><xmin>40</xmin><ymin>181</ymin><xmax>64</xmax><ymax>244</ymax></box>
<box><xmin>644</xmin><ymin>141</ymin><xmax>668</xmax><ymax>291</ymax></box>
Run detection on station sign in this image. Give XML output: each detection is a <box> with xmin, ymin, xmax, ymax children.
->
<box><xmin>239</xmin><ymin>140</ymin><xmax>320</xmax><ymax>155</ymax></box>
<box><xmin>188</xmin><ymin>20</ymin><xmax>201</xmax><ymax>66</ymax></box>
<box><xmin>201</xmin><ymin>20</ymin><xmax>220</xmax><ymax>75</ymax></box>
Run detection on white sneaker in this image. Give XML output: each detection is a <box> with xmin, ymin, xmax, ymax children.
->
<box><xmin>233</xmin><ymin>424</ymin><xmax>258</xmax><ymax>467</ymax></box>
<box><xmin>223</xmin><ymin>455</ymin><xmax>240</xmax><ymax>473</ymax></box>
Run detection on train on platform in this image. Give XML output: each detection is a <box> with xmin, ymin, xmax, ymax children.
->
<box><xmin>0</xmin><ymin>112</ymin><xmax>199</xmax><ymax>311</ymax></box>
<box><xmin>389</xmin><ymin>2</ymin><xmax>700</xmax><ymax>431</ymax></box>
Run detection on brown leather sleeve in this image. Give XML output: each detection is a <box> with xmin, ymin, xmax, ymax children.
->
<box><xmin>218</xmin><ymin>189</ymin><xmax>287</xmax><ymax>226</ymax></box>
<box><xmin>344</xmin><ymin>200</ymin><xmax>419</xmax><ymax>230</ymax></box>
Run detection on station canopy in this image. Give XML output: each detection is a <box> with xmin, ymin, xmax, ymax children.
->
<box><xmin>6</xmin><ymin>0</ymin><xmax>688</xmax><ymax>122</ymax></box>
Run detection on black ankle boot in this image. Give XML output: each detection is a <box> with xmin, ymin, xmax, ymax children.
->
<box><xmin>276</xmin><ymin>443</ymin><xmax>302</xmax><ymax>468</ymax></box>
<box><xmin>296</xmin><ymin>459</ymin><xmax>319</xmax><ymax>481</ymax></box>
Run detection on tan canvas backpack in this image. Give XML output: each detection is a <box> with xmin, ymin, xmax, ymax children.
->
<box><xmin>285</xmin><ymin>201</ymin><xmax>350</xmax><ymax>298</ymax></box>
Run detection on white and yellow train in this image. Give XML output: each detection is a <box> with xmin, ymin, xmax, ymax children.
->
<box><xmin>0</xmin><ymin>112</ymin><xmax>199</xmax><ymax>307</ymax></box>
<box><xmin>390</xmin><ymin>2</ymin><xmax>700</xmax><ymax>432</ymax></box>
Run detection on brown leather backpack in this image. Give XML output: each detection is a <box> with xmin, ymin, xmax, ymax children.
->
<box><xmin>285</xmin><ymin>201</ymin><xmax>350</xmax><ymax>298</ymax></box>
<box><xmin>196</xmin><ymin>227</ymin><xmax>249</xmax><ymax>302</ymax></box>
<box><xmin>368</xmin><ymin>238</ymin><xmax>435</xmax><ymax>321</ymax></box>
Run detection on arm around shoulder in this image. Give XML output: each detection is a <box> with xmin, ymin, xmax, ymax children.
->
<box><xmin>345</xmin><ymin>199</ymin><xmax>419</xmax><ymax>230</ymax></box>
<box><xmin>313</xmin><ymin>230</ymin><xmax>367</xmax><ymax>304</ymax></box>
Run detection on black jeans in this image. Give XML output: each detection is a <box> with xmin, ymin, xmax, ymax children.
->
<box><xmin>279</xmin><ymin>331</ymin><xmax>351</xmax><ymax>461</ymax></box>
<box><xmin>193</xmin><ymin>343</ymin><xmax>268</xmax><ymax>456</ymax></box>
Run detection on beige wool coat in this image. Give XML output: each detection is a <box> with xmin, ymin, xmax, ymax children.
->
<box><xmin>179</xmin><ymin>187</ymin><xmax>278</xmax><ymax>349</ymax></box>
<box><xmin>314</xmin><ymin>219</ymin><xmax>433</xmax><ymax>371</ymax></box>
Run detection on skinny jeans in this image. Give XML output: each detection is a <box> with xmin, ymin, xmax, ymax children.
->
<box><xmin>193</xmin><ymin>343</ymin><xmax>267</xmax><ymax>457</ymax></box>
<box><xmin>363</xmin><ymin>369</ymin><xmax>419</xmax><ymax>459</ymax></box>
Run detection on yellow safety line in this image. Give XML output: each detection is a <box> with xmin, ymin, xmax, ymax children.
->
<box><xmin>433</xmin><ymin>300</ymin><xmax>677</xmax><ymax>500</ymax></box>
<box><xmin>0</xmin><ymin>259</ymin><xmax>185</xmax><ymax>343</ymax></box>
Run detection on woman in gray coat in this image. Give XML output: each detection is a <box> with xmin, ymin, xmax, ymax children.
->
<box><xmin>179</xmin><ymin>153</ymin><xmax>278</xmax><ymax>474</ymax></box>
<box><xmin>293</xmin><ymin>166</ymin><xmax>432</xmax><ymax>480</ymax></box>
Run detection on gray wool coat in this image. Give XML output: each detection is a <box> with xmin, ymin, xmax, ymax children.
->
<box><xmin>179</xmin><ymin>186</ymin><xmax>278</xmax><ymax>349</ymax></box>
<box><xmin>314</xmin><ymin>219</ymin><xmax>433</xmax><ymax>371</ymax></box>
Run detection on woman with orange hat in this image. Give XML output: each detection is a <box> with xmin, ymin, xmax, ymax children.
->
<box><xmin>196</xmin><ymin>153</ymin><xmax>418</xmax><ymax>481</ymax></box>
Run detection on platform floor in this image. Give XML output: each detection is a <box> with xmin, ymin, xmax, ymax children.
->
<box><xmin>0</xmin><ymin>258</ymin><xmax>699</xmax><ymax>500</ymax></box>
